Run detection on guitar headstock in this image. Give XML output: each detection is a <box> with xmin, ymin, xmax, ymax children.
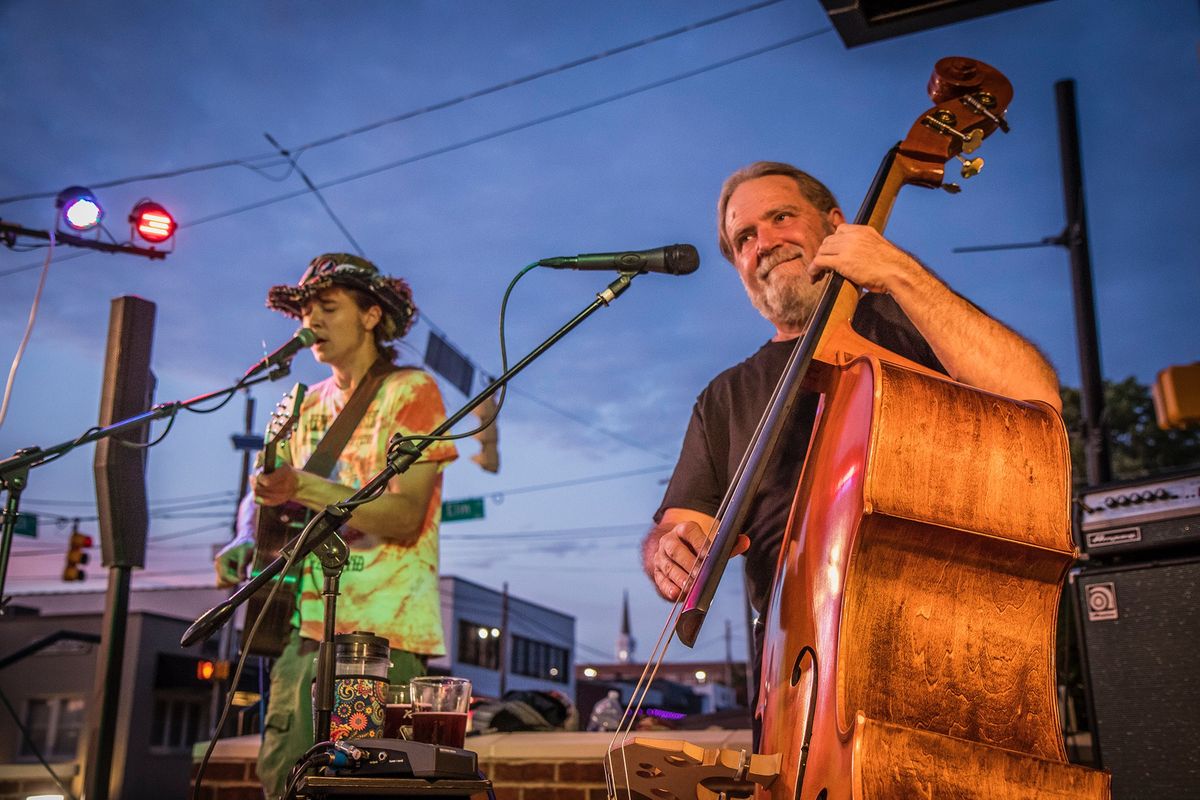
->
<box><xmin>262</xmin><ymin>382</ymin><xmax>307</xmax><ymax>468</ymax></box>
<box><xmin>896</xmin><ymin>56</ymin><xmax>1013</xmax><ymax>190</ymax></box>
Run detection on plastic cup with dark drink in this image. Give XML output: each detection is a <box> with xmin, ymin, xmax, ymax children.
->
<box><xmin>409</xmin><ymin>676</ymin><xmax>471</xmax><ymax>748</ymax></box>
<box><xmin>383</xmin><ymin>683</ymin><xmax>413</xmax><ymax>739</ymax></box>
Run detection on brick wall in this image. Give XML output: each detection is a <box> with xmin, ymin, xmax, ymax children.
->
<box><xmin>480</xmin><ymin>756</ymin><xmax>608</xmax><ymax>799</ymax></box>
<box><xmin>190</xmin><ymin>757</ymin><xmax>262</xmax><ymax>800</ymax></box>
<box><xmin>191</xmin><ymin>730</ymin><xmax>752</xmax><ymax>799</ymax></box>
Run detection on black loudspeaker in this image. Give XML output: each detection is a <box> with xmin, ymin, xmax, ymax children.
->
<box><xmin>1072</xmin><ymin>557</ymin><xmax>1200</xmax><ymax>799</ymax></box>
<box><xmin>92</xmin><ymin>296</ymin><xmax>156</xmax><ymax>568</ymax></box>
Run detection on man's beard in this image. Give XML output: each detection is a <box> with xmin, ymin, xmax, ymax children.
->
<box><xmin>745</xmin><ymin>244</ymin><xmax>824</xmax><ymax>330</ymax></box>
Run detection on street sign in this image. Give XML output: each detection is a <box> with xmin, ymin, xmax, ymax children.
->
<box><xmin>441</xmin><ymin>497</ymin><xmax>484</xmax><ymax>523</ymax></box>
<box><xmin>13</xmin><ymin>512</ymin><xmax>37</xmax><ymax>538</ymax></box>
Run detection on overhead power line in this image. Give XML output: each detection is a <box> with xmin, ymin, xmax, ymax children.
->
<box><xmin>180</xmin><ymin>26</ymin><xmax>832</xmax><ymax>232</ymax></box>
<box><xmin>0</xmin><ymin>0</ymin><xmax>784</xmax><ymax>207</ymax></box>
<box><xmin>484</xmin><ymin>465</ymin><xmax>670</xmax><ymax>499</ymax></box>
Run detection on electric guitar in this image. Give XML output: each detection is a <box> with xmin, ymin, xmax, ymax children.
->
<box><xmin>240</xmin><ymin>383</ymin><xmax>309</xmax><ymax>658</ymax></box>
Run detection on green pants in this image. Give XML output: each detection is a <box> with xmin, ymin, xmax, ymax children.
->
<box><xmin>256</xmin><ymin>630</ymin><xmax>426</xmax><ymax>800</ymax></box>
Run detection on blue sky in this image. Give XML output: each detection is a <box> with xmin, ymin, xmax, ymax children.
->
<box><xmin>2</xmin><ymin>0</ymin><xmax>1197</xmax><ymax>666</ymax></box>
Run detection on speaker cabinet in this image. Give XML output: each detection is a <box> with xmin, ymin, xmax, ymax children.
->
<box><xmin>92</xmin><ymin>296</ymin><xmax>156</xmax><ymax>568</ymax></box>
<box><xmin>1072</xmin><ymin>556</ymin><xmax>1200</xmax><ymax>799</ymax></box>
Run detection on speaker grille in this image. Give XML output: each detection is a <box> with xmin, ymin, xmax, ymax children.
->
<box><xmin>1074</xmin><ymin>557</ymin><xmax>1200</xmax><ymax>799</ymax></box>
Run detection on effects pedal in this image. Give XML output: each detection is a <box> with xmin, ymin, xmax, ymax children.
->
<box><xmin>325</xmin><ymin>738</ymin><xmax>478</xmax><ymax>780</ymax></box>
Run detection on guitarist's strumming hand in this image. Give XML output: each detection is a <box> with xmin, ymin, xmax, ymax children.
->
<box><xmin>215</xmin><ymin>536</ymin><xmax>255</xmax><ymax>587</ymax></box>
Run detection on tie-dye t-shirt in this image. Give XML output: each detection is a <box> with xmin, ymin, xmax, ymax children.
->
<box><xmin>287</xmin><ymin>368</ymin><xmax>456</xmax><ymax>655</ymax></box>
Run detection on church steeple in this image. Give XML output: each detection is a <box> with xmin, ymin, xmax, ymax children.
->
<box><xmin>616</xmin><ymin>589</ymin><xmax>636</xmax><ymax>663</ymax></box>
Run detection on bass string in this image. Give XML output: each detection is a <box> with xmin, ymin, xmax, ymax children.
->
<box><xmin>602</xmin><ymin>284</ymin><xmax>833</xmax><ymax>798</ymax></box>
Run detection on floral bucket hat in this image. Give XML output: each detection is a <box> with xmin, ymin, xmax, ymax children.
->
<box><xmin>266</xmin><ymin>252</ymin><xmax>417</xmax><ymax>339</ymax></box>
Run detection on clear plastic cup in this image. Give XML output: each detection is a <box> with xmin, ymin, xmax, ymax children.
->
<box><xmin>409</xmin><ymin>676</ymin><xmax>471</xmax><ymax>748</ymax></box>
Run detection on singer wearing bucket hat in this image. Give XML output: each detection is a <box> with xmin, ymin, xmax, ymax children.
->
<box><xmin>215</xmin><ymin>252</ymin><xmax>457</xmax><ymax>799</ymax></box>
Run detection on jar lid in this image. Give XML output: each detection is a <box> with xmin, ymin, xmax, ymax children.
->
<box><xmin>334</xmin><ymin>631</ymin><xmax>389</xmax><ymax>660</ymax></box>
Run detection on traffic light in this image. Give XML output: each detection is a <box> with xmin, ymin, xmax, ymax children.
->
<box><xmin>63</xmin><ymin>525</ymin><xmax>93</xmax><ymax>582</ymax></box>
<box><xmin>196</xmin><ymin>659</ymin><xmax>230</xmax><ymax>681</ymax></box>
<box><xmin>1153</xmin><ymin>363</ymin><xmax>1200</xmax><ymax>429</ymax></box>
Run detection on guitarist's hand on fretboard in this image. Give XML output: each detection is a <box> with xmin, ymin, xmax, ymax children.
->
<box><xmin>254</xmin><ymin>462</ymin><xmax>302</xmax><ymax>507</ymax></box>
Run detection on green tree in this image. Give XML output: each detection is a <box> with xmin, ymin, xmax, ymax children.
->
<box><xmin>1060</xmin><ymin>377</ymin><xmax>1200</xmax><ymax>487</ymax></box>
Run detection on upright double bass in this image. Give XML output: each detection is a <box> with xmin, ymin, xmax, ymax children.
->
<box><xmin>610</xmin><ymin>57</ymin><xmax>1110</xmax><ymax>799</ymax></box>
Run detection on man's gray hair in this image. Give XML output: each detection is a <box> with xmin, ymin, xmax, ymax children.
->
<box><xmin>716</xmin><ymin>162</ymin><xmax>840</xmax><ymax>261</ymax></box>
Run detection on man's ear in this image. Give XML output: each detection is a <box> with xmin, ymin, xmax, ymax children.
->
<box><xmin>828</xmin><ymin>207</ymin><xmax>847</xmax><ymax>227</ymax></box>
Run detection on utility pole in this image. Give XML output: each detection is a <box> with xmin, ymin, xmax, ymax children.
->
<box><xmin>498</xmin><ymin>582</ymin><xmax>510</xmax><ymax>696</ymax></box>
<box><xmin>1055</xmin><ymin>79</ymin><xmax>1111</xmax><ymax>486</ymax></box>
<box><xmin>953</xmin><ymin>78</ymin><xmax>1111</xmax><ymax>486</ymax></box>
<box><xmin>211</xmin><ymin>390</ymin><xmax>256</xmax><ymax>735</ymax></box>
<box><xmin>724</xmin><ymin>618</ymin><xmax>733</xmax><ymax>688</ymax></box>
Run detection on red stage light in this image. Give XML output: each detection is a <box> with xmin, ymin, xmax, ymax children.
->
<box><xmin>129</xmin><ymin>200</ymin><xmax>176</xmax><ymax>244</ymax></box>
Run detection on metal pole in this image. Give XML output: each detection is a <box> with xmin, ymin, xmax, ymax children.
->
<box><xmin>498</xmin><ymin>582</ymin><xmax>510</xmax><ymax>696</ymax></box>
<box><xmin>83</xmin><ymin>565</ymin><xmax>132</xmax><ymax>800</ymax></box>
<box><xmin>211</xmin><ymin>391</ymin><xmax>256</xmax><ymax>735</ymax></box>
<box><xmin>1055</xmin><ymin>79</ymin><xmax>1111</xmax><ymax>486</ymax></box>
<box><xmin>724</xmin><ymin>619</ymin><xmax>733</xmax><ymax>688</ymax></box>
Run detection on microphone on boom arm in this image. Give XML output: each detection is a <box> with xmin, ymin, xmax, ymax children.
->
<box><xmin>244</xmin><ymin>328</ymin><xmax>316</xmax><ymax>379</ymax></box>
<box><xmin>537</xmin><ymin>244</ymin><xmax>699</xmax><ymax>276</ymax></box>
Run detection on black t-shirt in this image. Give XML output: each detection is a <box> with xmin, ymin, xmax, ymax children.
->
<box><xmin>656</xmin><ymin>293</ymin><xmax>946</xmax><ymax>616</ymax></box>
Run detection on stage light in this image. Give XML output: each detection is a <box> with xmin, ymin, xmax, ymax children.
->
<box><xmin>56</xmin><ymin>186</ymin><xmax>103</xmax><ymax>231</ymax></box>
<box><xmin>129</xmin><ymin>199</ymin><xmax>176</xmax><ymax>244</ymax></box>
<box><xmin>197</xmin><ymin>660</ymin><xmax>216</xmax><ymax>681</ymax></box>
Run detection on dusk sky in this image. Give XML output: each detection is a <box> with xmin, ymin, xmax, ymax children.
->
<box><xmin>2</xmin><ymin>0</ymin><xmax>1197</xmax><ymax>666</ymax></box>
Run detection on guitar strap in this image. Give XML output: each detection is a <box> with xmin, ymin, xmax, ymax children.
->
<box><xmin>301</xmin><ymin>358</ymin><xmax>401</xmax><ymax>480</ymax></box>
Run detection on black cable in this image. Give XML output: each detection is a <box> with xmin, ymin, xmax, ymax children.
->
<box><xmin>263</xmin><ymin>132</ymin><xmax>365</xmax><ymax>256</ymax></box>
<box><xmin>24</xmin><ymin>489</ymin><xmax>236</xmax><ymax>506</ymax></box>
<box><xmin>288</xmin><ymin>0</ymin><xmax>785</xmax><ymax>158</ymax></box>
<box><xmin>0</xmin><ymin>0</ymin><xmax>785</xmax><ymax>207</ymax></box>
<box><xmin>0</xmin><ymin>155</ymin><xmax>291</xmax><ymax>205</ymax></box>
<box><xmin>335</xmin><ymin>261</ymin><xmax>536</xmax><ymax>515</ymax></box>
<box><xmin>114</xmin><ymin>405</ymin><xmax>179</xmax><ymax>450</ymax></box>
<box><xmin>179</xmin><ymin>27</ymin><xmax>832</xmax><ymax>231</ymax></box>
<box><xmin>479</xmin><ymin>768</ymin><xmax>498</xmax><ymax>800</ymax></box>
<box><xmin>0</xmin><ymin>249</ymin><xmax>90</xmax><ymax>280</ymax></box>
<box><xmin>442</xmin><ymin>523</ymin><xmax>643</xmax><ymax>542</ymax></box>
<box><xmin>489</xmin><ymin>465</ymin><xmax>669</xmax><ymax>498</ymax></box>
<box><xmin>190</xmin><ymin>531</ymin><xmax>307</xmax><ymax>800</ymax></box>
<box><xmin>0</xmin><ymin>25</ymin><xmax>832</xmax><ymax>283</ymax></box>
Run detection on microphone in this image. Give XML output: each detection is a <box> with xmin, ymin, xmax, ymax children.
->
<box><xmin>245</xmin><ymin>328</ymin><xmax>316</xmax><ymax>378</ymax></box>
<box><xmin>538</xmin><ymin>244</ymin><xmax>699</xmax><ymax>275</ymax></box>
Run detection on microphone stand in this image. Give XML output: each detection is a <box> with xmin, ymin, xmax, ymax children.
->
<box><xmin>181</xmin><ymin>269</ymin><xmax>642</xmax><ymax>744</ymax></box>
<box><xmin>0</xmin><ymin>364</ymin><xmax>294</xmax><ymax>608</ymax></box>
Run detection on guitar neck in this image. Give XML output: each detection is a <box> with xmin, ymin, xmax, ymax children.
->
<box><xmin>261</xmin><ymin>442</ymin><xmax>278</xmax><ymax>476</ymax></box>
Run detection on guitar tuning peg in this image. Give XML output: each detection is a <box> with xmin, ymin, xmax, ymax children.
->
<box><xmin>957</xmin><ymin>155</ymin><xmax>984</xmax><ymax>179</ymax></box>
<box><xmin>942</xmin><ymin>182</ymin><xmax>962</xmax><ymax>194</ymax></box>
